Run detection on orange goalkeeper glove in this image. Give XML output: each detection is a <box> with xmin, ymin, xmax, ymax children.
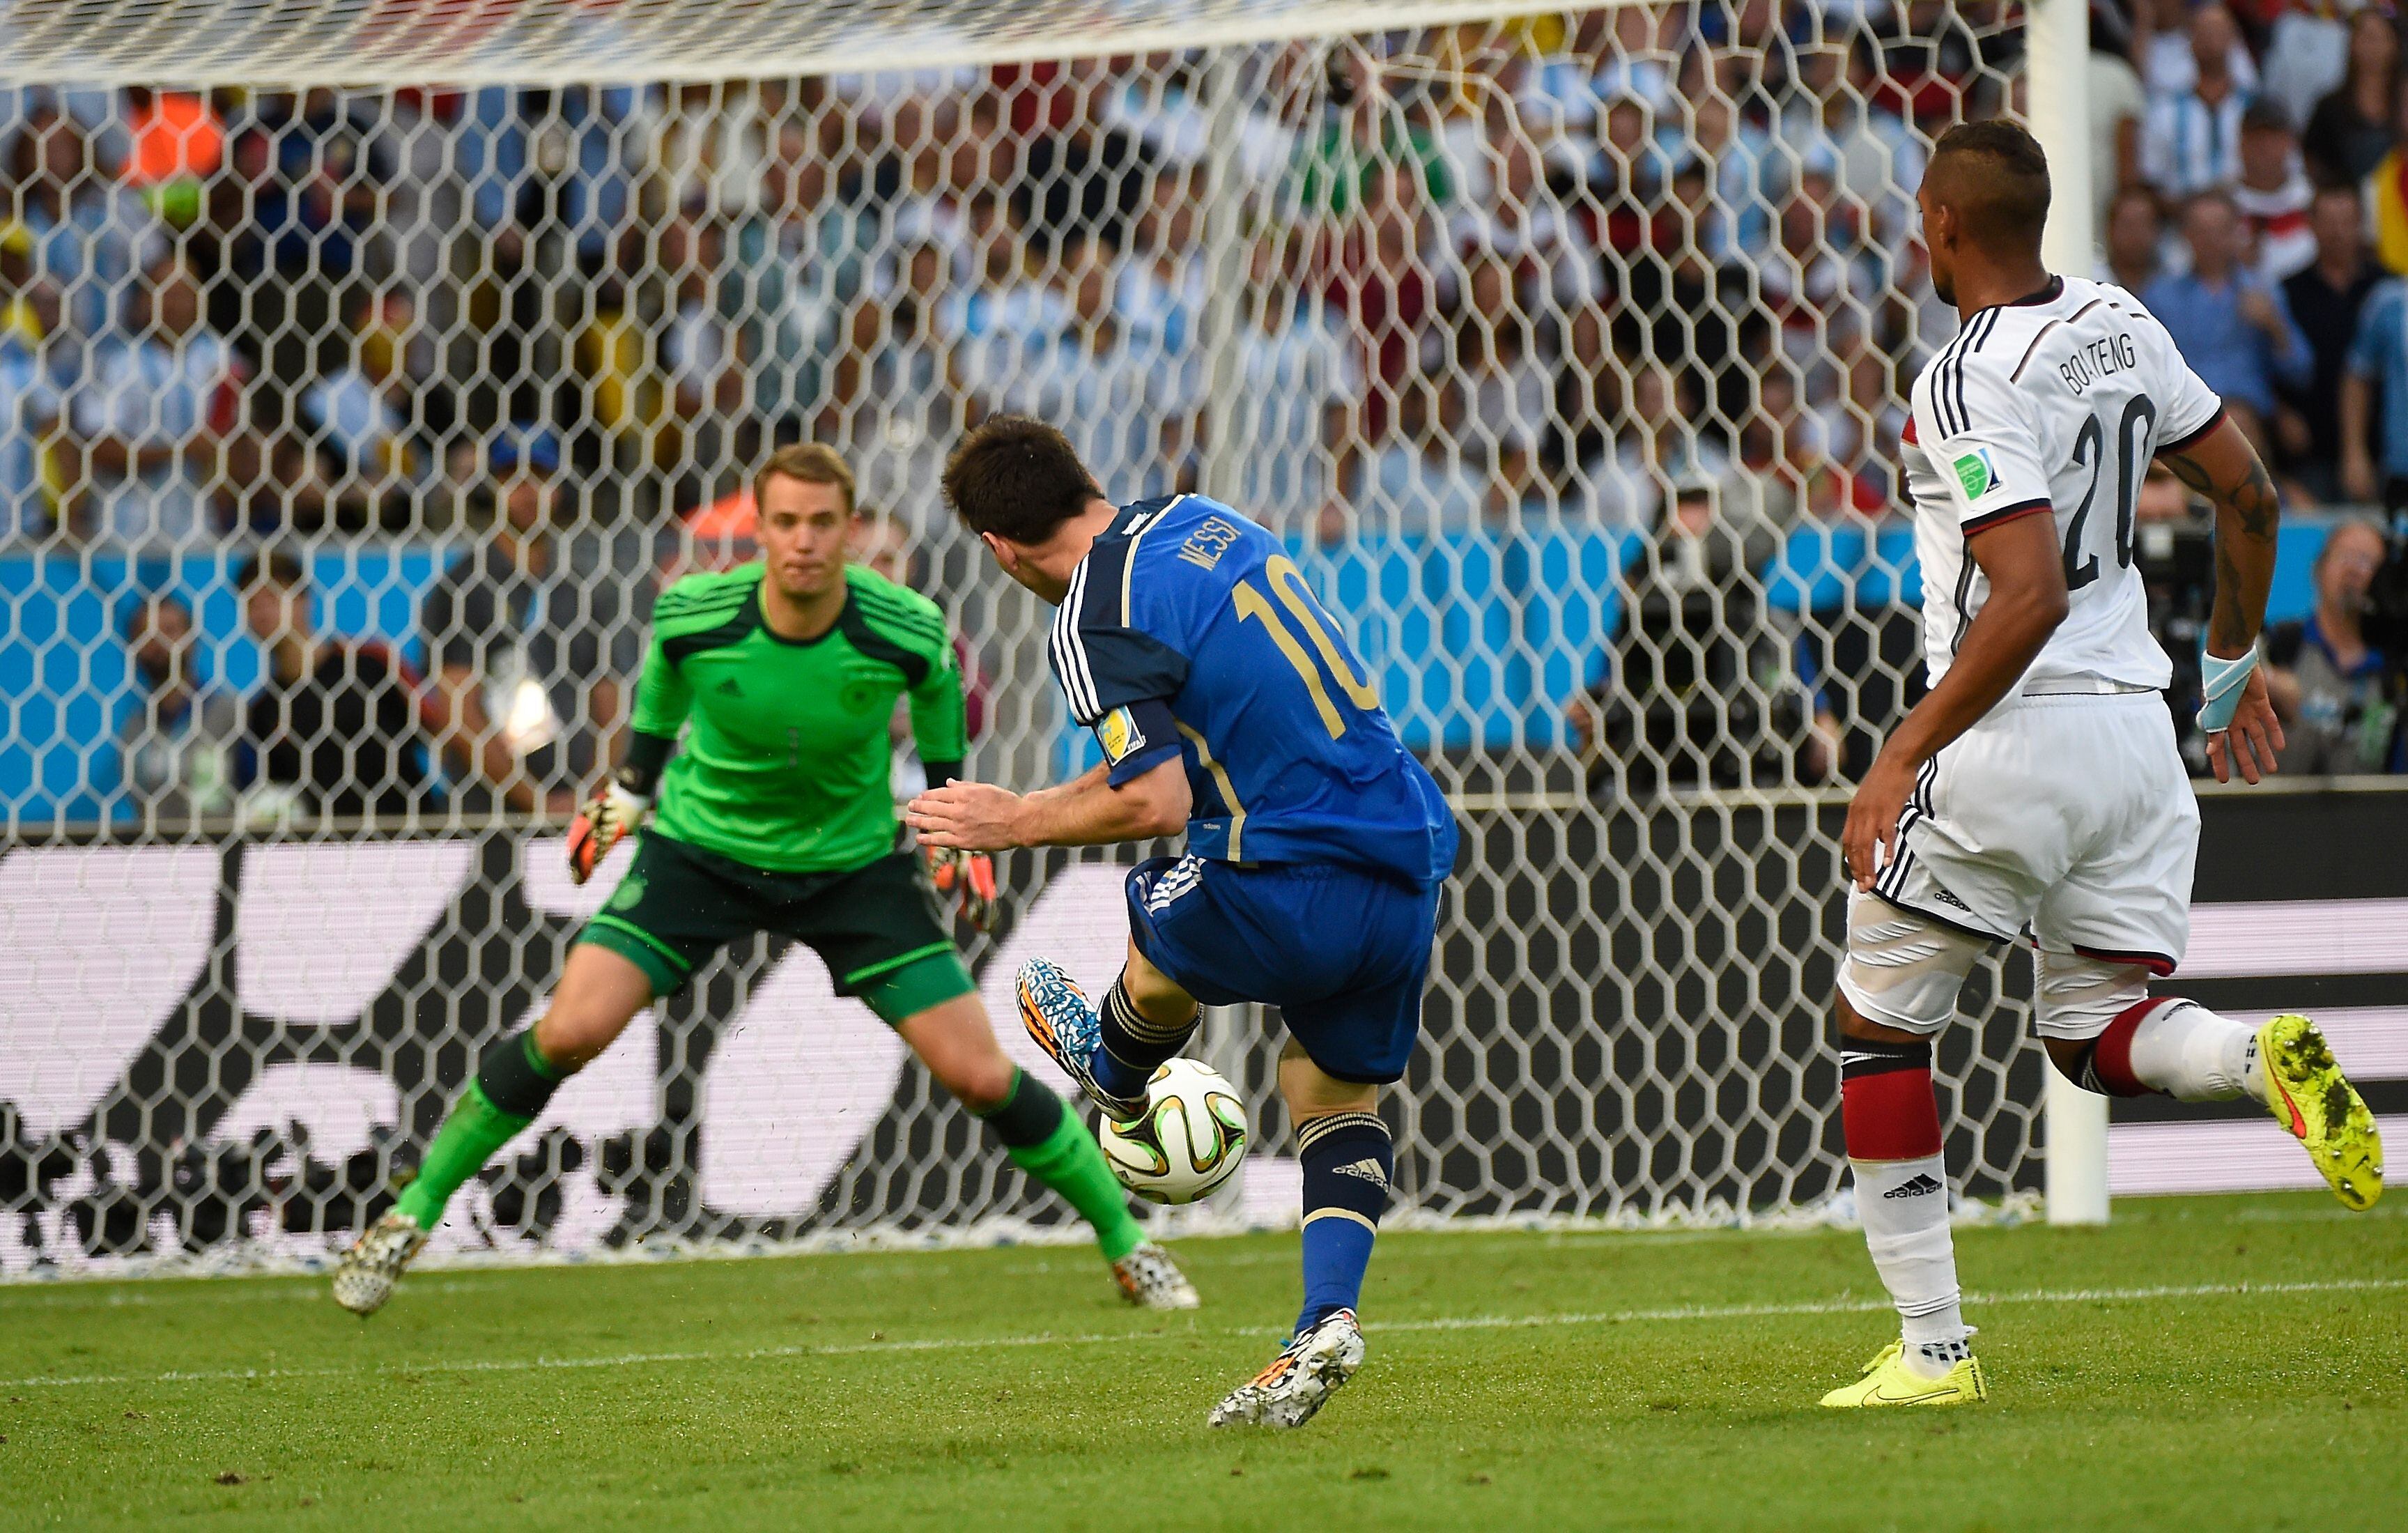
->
<box><xmin>566</xmin><ymin>784</ymin><xmax>650</xmax><ymax>886</ymax></box>
<box><xmin>926</xmin><ymin>845</ymin><xmax>998</xmax><ymax>932</ymax></box>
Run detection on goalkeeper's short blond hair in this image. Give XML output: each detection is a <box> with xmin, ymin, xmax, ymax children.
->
<box><xmin>755</xmin><ymin>442</ymin><xmax>856</xmax><ymax>516</ymax></box>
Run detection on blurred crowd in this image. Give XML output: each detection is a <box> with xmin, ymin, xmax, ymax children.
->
<box><xmin>2</xmin><ymin>2</ymin><xmax>2402</xmax><ymax>825</ymax></box>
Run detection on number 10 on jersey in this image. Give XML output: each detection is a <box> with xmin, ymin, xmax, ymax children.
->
<box><xmin>1231</xmin><ymin>554</ymin><xmax>1381</xmax><ymax>738</ymax></box>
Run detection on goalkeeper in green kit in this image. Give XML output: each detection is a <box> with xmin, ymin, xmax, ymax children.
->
<box><xmin>334</xmin><ymin>445</ymin><xmax>1196</xmax><ymax>1314</ymax></box>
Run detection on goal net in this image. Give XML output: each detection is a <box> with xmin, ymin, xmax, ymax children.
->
<box><xmin>0</xmin><ymin>2</ymin><xmax>2037</xmax><ymax>1277</ymax></box>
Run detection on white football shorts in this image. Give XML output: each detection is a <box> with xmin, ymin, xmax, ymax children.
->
<box><xmin>1871</xmin><ymin>688</ymin><xmax>2198</xmax><ymax>989</ymax></box>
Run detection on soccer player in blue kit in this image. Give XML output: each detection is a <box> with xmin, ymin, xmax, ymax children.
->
<box><xmin>909</xmin><ymin>417</ymin><xmax>1459</xmax><ymax>1429</ymax></box>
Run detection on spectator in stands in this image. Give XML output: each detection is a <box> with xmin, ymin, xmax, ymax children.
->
<box><xmin>2103</xmin><ymin>185</ymin><xmax>2168</xmax><ymax>295</ymax></box>
<box><xmin>2090</xmin><ymin>26</ymin><xmax>2149</xmax><ymax>238</ymax></box>
<box><xmin>1010</xmin><ymin>61</ymin><xmax>1155</xmax><ymax>255</ymax></box>
<box><xmin>1774</xmin><ymin>36</ymin><xmax>1924</xmax><ymax>254</ymax></box>
<box><xmin>957</xmin><ymin>234</ymin><xmax>1189</xmax><ymax>500</ymax></box>
<box><xmin>302</xmin><ymin>287</ymin><xmax>425</xmax><ymax>521</ymax></box>
<box><xmin>2267</xmin><ymin>518</ymin><xmax>2402</xmax><ymax>772</ymax></box>
<box><xmin>2279</xmin><ymin>182</ymin><xmax>2383</xmax><ymax>502</ymax></box>
<box><xmin>1577</xmin><ymin>478</ymin><xmax>1833</xmax><ymax>794</ymax></box>
<box><xmin>834</xmin><ymin>238</ymin><xmax>966</xmax><ymax>520</ymax></box>
<box><xmin>1456</xmin><ymin>255</ymin><xmax>1557</xmax><ymax>486</ymax></box>
<box><xmin>234</xmin><ymin>547</ymin><xmax>429</xmax><ymax>822</ymax></box>
<box><xmin>2342</xmin><ymin>267</ymin><xmax>2408</xmax><ymax>505</ymax></box>
<box><xmin>117</xmin><ymin>590</ymin><xmax>238</xmax><ymax>823</ymax></box>
<box><xmin>2366</xmin><ymin>80</ymin><xmax>2408</xmax><ymax>274</ymax></box>
<box><xmin>69</xmin><ymin>257</ymin><xmax>240</xmax><ymax>549</ymax></box>
<box><xmin>0</xmin><ymin>295</ymin><xmax>57</xmax><ymax>540</ymax></box>
<box><xmin>2301</xmin><ymin>7</ymin><xmax>2399</xmax><ymax>187</ymax></box>
<box><xmin>420</xmin><ymin>426</ymin><xmax>640</xmax><ymax>815</ymax></box>
<box><xmin>1327</xmin><ymin>159</ymin><xmax>1454</xmax><ymax>445</ymax></box>
<box><xmin>2</xmin><ymin>104</ymin><xmax>163</xmax><ymax>355</ymax></box>
<box><xmin>2235</xmin><ymin>100</ymin><xmax>2317</xmax><ymax>284</ymax></box>
<box><xmin>2143</xmin><ymin>3</ymin><xmax>2253</xmax><ymax>198</ymax></box>
<box><xmin>1231</xmin><ymin>233</ymin><xmax>1358</xmax><ymax>535</ymax></box>
<box><xmin>847</xmin><ymin>506</ymin><xmax>989</xmax><ymax>794</ymax></box>
<box><xmin>1354</xmin><ymin>380</ymin><xmax>1492</xmax><ymax>538</ymax></box>
<box><xmin>2261</xmin><ymin>0</ymin><xmax>2355</xmax><ymax>134</ymax></box>
<box><xmin>2143</xmin><ymin>191</ymin><xmax>2310</xmax><ymax>455</ymax></box>
<box><xmin>1589</xmin><ymin>364</ymin><xmax>1734</xmax><ymax>532</ymax></box>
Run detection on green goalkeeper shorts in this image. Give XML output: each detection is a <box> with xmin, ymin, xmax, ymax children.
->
<box><xmin>576</xmin><ymin>833</ymin><xmax>974</xmax><ymax>1025</ymax></box>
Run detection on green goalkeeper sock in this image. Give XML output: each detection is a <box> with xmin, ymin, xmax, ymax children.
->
<box><xmin>979</xmin><ymin>1070</ymin><xmax>1145</xmax><ymax>1263</ymax></box>
<box><xmin>392</xmin><ymin>1031</ymin><xmax>565</xmax><ymax>1230</ymax></box>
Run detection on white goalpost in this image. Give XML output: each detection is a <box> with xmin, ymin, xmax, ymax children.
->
<box><xmin>2020</xmin><ymin>0</ymin><xmax>2110</xmax><ymax>1228</ymax></box>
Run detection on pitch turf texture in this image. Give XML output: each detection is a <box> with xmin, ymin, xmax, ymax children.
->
<box><xmin>3</xmin><ymin>1192</ymin><xmax>2401</xmax><ymax>1530</ymax></box>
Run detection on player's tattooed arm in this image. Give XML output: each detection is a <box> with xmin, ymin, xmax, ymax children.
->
<box><xmin>2154</xmin><ymin>414</ymin><xmax>2288</xmax><ymax>783</ymax></box>
<box><xmin>2156</xmin><ymin>415</ymin><xmax>2280</xmax><ymax>656</ymax></box>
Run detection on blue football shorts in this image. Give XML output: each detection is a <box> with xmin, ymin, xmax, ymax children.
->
<box><xmin>1123</xmin><ymin>854</ymin><xmax>1442</xmax><ymax>1084</ymax></box>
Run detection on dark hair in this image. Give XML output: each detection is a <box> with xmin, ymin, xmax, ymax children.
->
<box><xmin>1927</xmin><ymin>119</ymin><xmax>2051</xmax><ymax>249</ymax></box>
<box><xmin>120</xmin><ymin>589</ymin><xmax>191</xmax><ymax>640</ymax></box>
<box><xmin>236</xmin><ymin>547</ymin><xmax>307</xmax><ymax>594</ymax></box>
<box><xmin>942</xmin><ymin>415</ymin><xmax>1102</xmax><ymax>544</ymax></box>
<box><xmin>2240</xmin><ymin>99</ymin><xmax>2294</xmax><ymax>137</ymax></box>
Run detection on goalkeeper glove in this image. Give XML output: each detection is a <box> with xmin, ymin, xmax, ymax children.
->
<box><xmin>566</xmin><ymin>784</ymin><xmax>650</xmax><ymax>886</ymax></box>
<box><xmin>926</xmin><ymin>845</ymin><xmax>999</xmax><ymax>932</ymax></box>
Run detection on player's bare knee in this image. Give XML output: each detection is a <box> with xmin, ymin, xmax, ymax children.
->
<box><xmin>1279</xmin><ymin>1045</ymin><xmax>1376</xmax><ymax>1121</ymax></box>
<box><xmin>934</xmin><ymin>1051</ymin><xmax>1019</xmax><ymax>1114</ymax></box>
<box><xmin>533</xmin><ymin>946</ymin><xmax>654</xmax><ymax>1071</ymax></box>
<box><xmin>1837</xmin><ymin>891</ymin><xmax>1987</xmax><ymax>1041</ymax></box>
<box><xmin>1120</xmin><ymin>941</ymin><xmax>1198</xmax><ymax>1028</ymax></box>
<box><xmin>897</xmin><ymin>994</ymin><xmax>1019</xmax><ymax>1112</ymax></box>
<box><xmin>2034</xmin><ymin>951</ymin><xmax>2153</xmax><ymax>1079</ymax></box>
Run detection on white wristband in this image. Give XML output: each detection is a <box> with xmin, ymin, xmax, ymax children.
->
<box><xmin>2198</xmin><ymin>643</ymin><xmax>2260</xmax><ymax>734</ymax></box>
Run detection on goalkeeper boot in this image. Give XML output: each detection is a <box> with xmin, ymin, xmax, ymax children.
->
<box><xmin>2258</xmin><ymin>1014</ymin><xmax>2384</xmax><ymax>1210</ymax></box>
<box><xmin>1016</xmin><ymin>958</ymin><xmax>1147</xmax><ymax>1124</ymax></box>
<box><xmin>1819</xmin><ymin>1339</ymin><xmax>1987</xmax><ymax>1409</ymax></box>
<box><xmin>332</xmin><ymin>1210</ymin><xmax>430</xmax><ymax>1317</ymax></box>
<box><xmin>1113</xmin><ymin>1240</ymin><xmax>1201</xmax><ymax>1311</ymax></box>
<box><xmin>1207</xmin><ymin>1308</ymin><xmax>1365</xmax><ymax>1428</ymax></box>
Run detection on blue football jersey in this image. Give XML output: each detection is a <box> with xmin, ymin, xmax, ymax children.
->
<box><xmin>1050</xmin><ymin>494</ymin><xmax>1458</xmax><ymax>886</ymax></box>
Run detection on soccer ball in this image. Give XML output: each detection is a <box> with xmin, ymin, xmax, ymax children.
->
<box><xmin>1097</xmin><ymin>1058</ymin><xmax>1249</xmax><ymax>1205</ymax></box>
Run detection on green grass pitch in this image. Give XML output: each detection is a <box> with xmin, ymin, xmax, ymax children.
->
<box><xmin>3</xmin><ymin>1191</ymin><xmax>2401</xmax><ymax>1530</ymax></box>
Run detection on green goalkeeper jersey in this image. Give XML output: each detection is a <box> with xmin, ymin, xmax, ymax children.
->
<box><xmin>631</xmin><ymin>563</ymin><xmax>966</xmax><ymax>874</ymax></box>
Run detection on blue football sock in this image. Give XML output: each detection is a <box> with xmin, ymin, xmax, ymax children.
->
<box><xmin>1090</xmin><ymin>976</ymin><xmax>1196</xmax><ymax>1102</ymax></box>
<box><xmin>1294</xmin><ymin>1109</ymin><xmax>1392</xmax><ymax>1334</ymax></box>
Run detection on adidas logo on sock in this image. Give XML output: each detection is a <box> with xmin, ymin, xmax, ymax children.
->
<box><xmin>1332</xmin><ymin>1158</ymin><xmax>1389</xmax><ymax>1187</ymax></box>
<box><xmin>1884</xmin><ymin>1173</ymin><xmax>1944</xmax><ymax>1199</ymax></box>
<box><xmin>715</xmin><ymin>677</ymin><xmax>743</xmax><ymax>697</ymax></box>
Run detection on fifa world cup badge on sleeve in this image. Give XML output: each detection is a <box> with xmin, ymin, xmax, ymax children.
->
<box><xmin>1952</xmin><ymin>448</ymin><xmax>2000</xmax><ymax>498</ymax></box>
<box><xmin>1096</xmin><ymin>705</ymin><xmax>1145</xmax><ymax>766</ymax></box>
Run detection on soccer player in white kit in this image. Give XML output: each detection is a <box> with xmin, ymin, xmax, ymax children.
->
<box><xmin>1819</xmin><ymin>121</ymin><xmax>2384</xmax><ymax>1409</ymax></box>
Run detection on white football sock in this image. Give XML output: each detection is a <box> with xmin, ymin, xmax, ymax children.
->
<box><xmin>2126</xmin><ymin>1000</ymin><xmax>2258</xmax><ymax>1102</ymax></box>
<box><xmin>1852</xmin><ymin>1153</ymin><xmax>1965</xmax><ymax>1376</ymax></box>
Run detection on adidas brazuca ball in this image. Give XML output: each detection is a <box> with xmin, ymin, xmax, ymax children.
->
<box><xmin>1097</xmin><ymin>1057</ymin><xmax>1249</xmax><ymax>1205</ymax></box>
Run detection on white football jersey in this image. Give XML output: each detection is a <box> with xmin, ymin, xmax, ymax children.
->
<box><xmin>1901</xmin><ymin>274</ymin><xmax>2223</xmax><ymax>691</ymax></box>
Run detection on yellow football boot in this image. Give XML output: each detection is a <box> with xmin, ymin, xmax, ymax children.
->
<box><xmin>2258</xmin><ymin>1014</ymin><xmax>2384</xmax><ymax>1211</ymax></box>
<box><xmin>1819</xmin><ymin>1341</ymin><xmax>1988</xmax><ymax>1408</ymax></box>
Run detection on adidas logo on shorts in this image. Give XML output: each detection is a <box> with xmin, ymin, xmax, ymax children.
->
<box><xmin>1332</xmin><ymin>1158</ymin><xmax>1389</xmax><ymax>1187</ymax></box>
<box><xmin>1931</xmin><ymin>886</ymin><xmax>1973</xmax><ymax>913</ymax></box>
<box><xmin>1883</xmin><ymin>1173</ymin><xmax>1944</xmax><ymax>1199</ymax></box>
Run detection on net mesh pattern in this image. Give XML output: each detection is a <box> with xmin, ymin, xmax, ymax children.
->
<box><xmin>0</xmin><ymin>4</ymin><xmax>2042</xmax><ymax>1276</ymax></box>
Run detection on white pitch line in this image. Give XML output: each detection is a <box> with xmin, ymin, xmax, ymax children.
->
<box><xmin>4</xmin><ymin>1275</ymin><xmax>2401</xmax><ymax>1393</ymax></box>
